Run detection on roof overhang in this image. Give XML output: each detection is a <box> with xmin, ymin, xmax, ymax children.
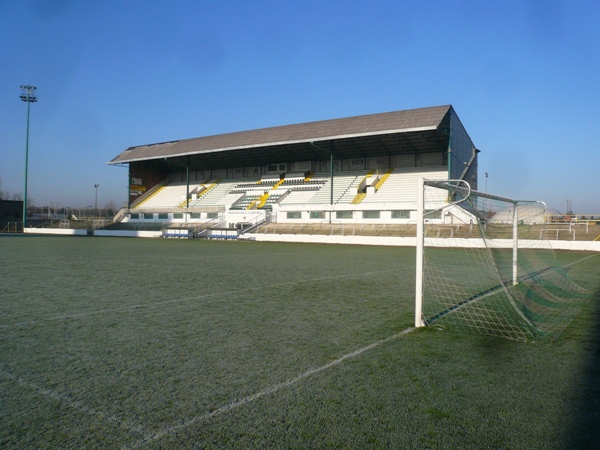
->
<box><xmin>108</xmin><ymin>105</ymin><xmax>453</xmax><ymax>172</ymax></box>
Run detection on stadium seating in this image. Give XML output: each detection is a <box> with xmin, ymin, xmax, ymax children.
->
<box><xmin>361</xmin><ymin>167</ymin><xmax>447</xmax><ymax>204</ymax></box>
<box><xmin>188</xmin><ymin>179</ymin><xmax>242</xmax><ymax>207</ymax></box>
<box><xmin>129</xmin><ymin>167</ymin><xmax>450</xmax><ymax>215</ymax></box>
<box><xmin>296</xmin><ymin>171</ymin><xmax>368</xmax><ymax>205</ymax></box>
<box><xmin>135</xmin><ymin>182</ymin><xmax>190</xmax><ymax>208</ymax></box>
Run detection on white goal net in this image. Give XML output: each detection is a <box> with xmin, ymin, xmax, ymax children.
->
<box><xmin>415</xmin><ymin>178</ymin><xmax>590</xmax><ymax>341</ymax></box>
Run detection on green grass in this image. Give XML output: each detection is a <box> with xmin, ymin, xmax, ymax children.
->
<box><xmin>0</xmin><ymin>236</ymin><xmax>599</xmax><ymax>449</ymax></box>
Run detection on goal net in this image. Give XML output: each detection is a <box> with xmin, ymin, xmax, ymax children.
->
<box><xmin>415</xmin><ymin>178</ymin><xmax>590</xmax><ymax>341</ymax></box>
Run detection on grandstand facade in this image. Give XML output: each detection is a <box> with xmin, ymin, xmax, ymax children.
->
<box><xmin>108</xmin><ymin>105</ymin><xmax>478</xmax><ymax>236</ymax></box>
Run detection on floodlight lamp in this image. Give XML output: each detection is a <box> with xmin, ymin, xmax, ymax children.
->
<box><xmin>19</xmin><ymin>85</ymin><xmax>37</xmax><ymax>103</ymax></box>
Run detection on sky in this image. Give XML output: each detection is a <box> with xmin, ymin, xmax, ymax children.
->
<box><xmin>1</xmin><ymin>0</ymin><xmax>599</xmax><ymax>214</ymax></box>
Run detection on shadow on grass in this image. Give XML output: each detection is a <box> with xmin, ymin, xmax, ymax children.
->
<box><xmin>568</xmin><ymin>281</ymin><xmax>600</xmax><ymax>448</ymax></box>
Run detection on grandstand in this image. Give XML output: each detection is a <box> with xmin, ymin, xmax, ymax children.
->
<box><xmin>108</xmin><ymin>105</ymin><xmax>478</xmax><ymax>237</ymax></box>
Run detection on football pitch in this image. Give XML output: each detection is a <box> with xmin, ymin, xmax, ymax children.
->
<box><xmin>1</xmin><ymin>236</ymin><xmax>599</xmax><ymax>449</ymax></box>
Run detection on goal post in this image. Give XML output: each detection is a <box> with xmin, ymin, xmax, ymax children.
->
<box><xmin>415</xmin><ymin>177</ymin><xmax>590</xmax><ymax>341</ymax></box>
<box><xmin>415</xmin><ymin>177</ymin><xmax>425</xmax><ymax>328</ymax></box>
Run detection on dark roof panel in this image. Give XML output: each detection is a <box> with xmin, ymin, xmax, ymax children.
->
<box><xmin>109</xmin><ymin>105</ymin><xmax>452</xmax><ymax>165</ymax></box>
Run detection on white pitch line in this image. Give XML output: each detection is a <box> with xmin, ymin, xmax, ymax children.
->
<box><xmin>563</xmin><ymin>253</ymin><xmax>597</xmax><ymax>268</ymax></box>
<box><xmin>130</xmin><ymin>327</ymin><xmax>416</xmax><ymax>449</ymax></box>
<box><xmin>0</xmin><ymin>366</ymin><xmax>152</xmax><ymax>441</ymax></box>
<box><xmin>1</xmin><ymin>267</ymin><xmax>409</xmax><ymax>329</ymax></box>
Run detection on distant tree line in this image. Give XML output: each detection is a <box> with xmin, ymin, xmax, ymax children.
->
<box><xmin>0</xmin><ymin>187</ymin><xmax>117</xmax><ymax>219</ymax></box>
<box><xmin>0</xmin><ymin>190</ymin><xmax>24</xmax><ymax>201</ymax></box>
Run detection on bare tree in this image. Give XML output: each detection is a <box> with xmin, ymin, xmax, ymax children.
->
<box><xmin>104</xmin><ymin>201</ymin><xmax>116</xmax><ymax>217</ymax></box>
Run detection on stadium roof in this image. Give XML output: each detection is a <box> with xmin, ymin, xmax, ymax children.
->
<box><xmin>108</xmin><ymin>104</ymin><xmax>455</xmax><ymax>172</ymax></box>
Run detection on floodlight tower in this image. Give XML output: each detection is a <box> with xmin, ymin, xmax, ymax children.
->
<box><xmin>19</xmin><ymin>85</ymin><xmax>37</xmax><ymax>230</ymax></box>
<box><xmin>94</xmin><ymin>184</ymin><xmax>100</xmax><ymax>217</ymax></box>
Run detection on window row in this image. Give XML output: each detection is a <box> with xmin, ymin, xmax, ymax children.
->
<box><xmin>129</xmin><ymin>212</ymin><xmax>220</xmax><ymax>220</ymax></box>
<box><xmin>287</xmin><ymin>210</ymin><xmax>411</xmax><ymax>220</ymax></box>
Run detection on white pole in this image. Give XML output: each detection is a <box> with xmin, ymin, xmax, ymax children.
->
<box><xmin>415</xmin><ymin>177</ymin><xmax>425</xmax><ymax>327</ymax></box>
<box><xmin>512</xmin><ymin>203</ymin><xmax>518</xmax><ymax>286</ymax></box>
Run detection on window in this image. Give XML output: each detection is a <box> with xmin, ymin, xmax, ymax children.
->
<box><xmin>207</xmin><ymin>212</ymin><xmax>218</xmax><ymax>219</ymax></box>
<box><xmin>190</xmin><ymin>213</ymin><xmax>201</xmax><ymax>219</ymax></box>
<box><xmin>130</xmin><ymin>213</ymin><xmax>139</xmax><ymax>219</ymax></box>
<box><xmin>173</xmin><ymin>213</ymin><xmax>183</xmax><ymax>219</ymax></box>
<box><xmin>158</xmin><ymin>213</ymin><xmax>168</xmax><ymax>219</ymax></box>
<box><xmin>268</xmin><ymin>163</ymin><xmax>286</xmax><ymax>172</ymax></box>
<box><xmin>310</xmin><ymin>211</ymin><xmax>325</xmax><ymax>219</ymax></box>
<box><xmin>287</xmin><ymin>212</ymin><xmax>301</xmax><ymax>219</ymax></box>
<box><xmin>144</xmin><ymin>213</ymin><xmax>154</xmax><ymax>220</ymax></box>
<box><xmin>362</xmin><ymin>211</ymin><xmax>380</xmax><ymax>219</ymax></box>
<box><xmin>425</xmin><ymin>210</ymin><xmax>442</xmax><ymax>220</ymax></box>
<box><xmin>336</xmin><ymin>211</ymin><xmax>352</xmax><ymax>219</ymax></box>
<box><xmin>392</xmin><ymin>210</ymin><xmax>410</xmax><ymax>219</ymax></box>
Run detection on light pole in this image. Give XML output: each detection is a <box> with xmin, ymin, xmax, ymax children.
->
<box><xmin>94</xmin><ymin>184</ymin><xmax>100</xmax><ymax>217</ymax></box>
<box><xmin>19</xmin><ymin>85</ymin><xmax>37</xmax><ymax>230</ymax></box>
<box><xmin>565</xmin><ymin>199</ymin><xmax>571</xmax><ymax>216</ymax></box>
<box><xmin>485</xmin><ymin>172</ymin><xmax>488</xmax><ymax>193</ymax></box>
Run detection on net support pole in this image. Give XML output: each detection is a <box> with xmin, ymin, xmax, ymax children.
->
<box><xmin>415</xmin><ymin>177</ymin><xmax>425</xmax><ymax>327</ymax></box>
<box><xmin>512</xmin><ymin>203</ymin><xmax>518</xmax><ymax>285</ymax></box>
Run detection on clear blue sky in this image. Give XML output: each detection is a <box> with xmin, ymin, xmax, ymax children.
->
<box><xmin>1</xmin><ymin>0</ymin><xmax>599</xmax><ymax>214</ymax></box>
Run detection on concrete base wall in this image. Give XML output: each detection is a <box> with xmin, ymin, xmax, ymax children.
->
<box><xmin>24</xmin><ymin>228</ymin><xmax>87</xmax><ymax>236</ymax></box>
<box><xmin>94</xmin><ymin>230</ymin><xmax>162</xmax><ymax>238</ymax></box>
<box><xmin>22</xmin><ymin>227</ymin><xmax>600</xmax><ymax>251</ymax></box>
<box><xmin>240</xmin><ymin>233</ymin><xmax>600</xmax><ymax>252</ymax></box>
<box><xmin>239</xmin><ymin>233</ymin><xmax>416</xmax><ymax>247</ymax></box>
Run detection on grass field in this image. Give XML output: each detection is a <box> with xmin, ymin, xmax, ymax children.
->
<box><xmin>1</xmin><ymin>236</ymin><xmax>599</xmax><ymax>449</ymax></box>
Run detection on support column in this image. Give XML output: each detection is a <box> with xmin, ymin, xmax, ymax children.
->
<box><xmin>186</xmin><ymin>157</ymin><xmax>190</xmax><ymax>209</ymax></box>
